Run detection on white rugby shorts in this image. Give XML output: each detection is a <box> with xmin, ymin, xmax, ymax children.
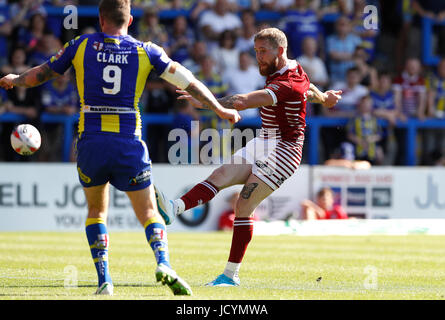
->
<box><xmin>233</xmin><ymin>136</ymin><xmax>304</xmax><ymax>190</ymax></box>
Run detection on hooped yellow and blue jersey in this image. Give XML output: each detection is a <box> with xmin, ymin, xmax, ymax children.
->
<box><xmin>47</xmin><ymin>32</ymin><xmax>171</xmax><ymax>137</ymax></box>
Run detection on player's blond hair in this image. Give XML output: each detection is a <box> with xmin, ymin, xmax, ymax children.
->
<box><xmin>99</xmin><ymin>0</ymin><xmax>131</xmax><ymax>27</ymax></box>
<box><xmin>254</xmin><ymin>27</ymin><xmax>288</xmax><ymax>49</ymax></box>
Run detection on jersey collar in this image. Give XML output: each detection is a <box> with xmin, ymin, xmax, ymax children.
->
<box><xmin>269</xmin><ymin>59</ymin><xmax>299</xmax><ymax>77</ymax></box>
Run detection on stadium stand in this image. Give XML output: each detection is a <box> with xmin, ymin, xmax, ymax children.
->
<box><xmin>0</xmin><ymin>0</ymin><xmax>444</xmax><ymax>166</ymax></box>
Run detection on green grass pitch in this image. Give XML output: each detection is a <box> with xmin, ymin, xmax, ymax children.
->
<box><xmin>0</xmin><ymin>232</ymin><xmax>444</xmax><ymax>300</ymax></box>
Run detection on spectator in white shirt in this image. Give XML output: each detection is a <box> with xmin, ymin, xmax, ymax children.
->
<box><xmin>210</xmin><ymin>29</ymin><xmax>240</xmax><ymax>74</ymax></box>
<box><xmin>198</xmin><ymin>0</ymin><xmax>242</xmax><ymax>51</ymax></box>
<box><xmin>325</xmin><ymin>66</ymin><xmax>369</xmax><ymax>118</ymax></box>
<box><xmin>222</xmin><ymin>51</ymin><xmax>265</xmax><ymax>120</ymax></box>
<box><xmin>297</xmin><ymin>36</ymin><xmax>329</xmax><ymax>89</ymax></box>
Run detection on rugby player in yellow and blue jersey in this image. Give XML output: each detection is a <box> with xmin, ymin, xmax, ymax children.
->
<box><xmin>0</xmin><ymin>0</ymin><xmax>241</xmax><ymax>296</ymax></box>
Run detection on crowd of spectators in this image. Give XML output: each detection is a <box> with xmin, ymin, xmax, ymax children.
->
<box><xmin>1</xmin><ymin>0</ymin><xmax>445</xmax><ymax>166</ymax></box>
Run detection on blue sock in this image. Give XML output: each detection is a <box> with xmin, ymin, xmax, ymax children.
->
<box><xmin>144</xmin><ymin>217</ymin><xmax>171</xmax><ymax>268</ymax></box>
<box><xmin>85</xmin><ymin>218</ymin><xmax>112</xmax><ymax>287</ymax></box>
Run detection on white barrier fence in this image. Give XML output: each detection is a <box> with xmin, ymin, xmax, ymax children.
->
<box><xmin>0</xmin><ymin>163</ymin><xmax>444</xmax><ymax>233</ymax></box>
<box><xmin>254</xmin><ymin>219</ymin><xmax>445</xmax><ymax>236</ymax></box>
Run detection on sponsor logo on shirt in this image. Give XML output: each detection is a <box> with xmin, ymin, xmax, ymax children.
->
<box><xmin>93</xmin><ymin>41</ymin><xmax>104</xmax><ymax>51</ymax></box>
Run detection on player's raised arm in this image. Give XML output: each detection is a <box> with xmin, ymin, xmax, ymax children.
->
<box><xmin>160</xmin><ymin>61</ymin><xmax>241</xmax><ymax>124</ymax></box>
<box><xmin>308</xmin><ymin>83</ymin><xmax>342</xmax><ymax>108</ymax></box>
<box><xmin>0</xmin><ymin>63</ymin><xmax>60</xmax><ymax>90</ymax></box>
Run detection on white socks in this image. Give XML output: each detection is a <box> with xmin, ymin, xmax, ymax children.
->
<box><xmin>174</xmin><ymin>199</ymin><xmax>185</xmax><ymax>215</ymax></box>
<box><xmin>223</xmin><ymin>262</ymin><xmax>241</xmax><ymax>280</ymax></box>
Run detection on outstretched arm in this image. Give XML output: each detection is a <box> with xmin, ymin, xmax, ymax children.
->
<box><xmin>177</xmin><ymin>89</ymin><xmax>274</xmax><ymax>111</ymax></box>
<box><xmin>217</xmin><ymin>90</ymin><xmax>274</xmax><ymax>110</ymax></box>
<box><xmin>0</xmin><ymin>63</ymin><xmax>60</xmax><ymax>89</ymax></box>
<box><xmin>178</xmin><ymin>83</ymin><xmax>341</xmax><ymax>110</ymax></box>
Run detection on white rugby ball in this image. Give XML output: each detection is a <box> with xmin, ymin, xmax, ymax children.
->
<box><xmin>10</xmin><ymin>124</ymin><xmax>41</xmax><ymax>156</ymax></box>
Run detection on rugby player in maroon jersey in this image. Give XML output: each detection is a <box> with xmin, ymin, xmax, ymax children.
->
<box><xmin>156</xmin><ymin>28</ymin><xmax>342</xmax><ymax>286</ymax></box>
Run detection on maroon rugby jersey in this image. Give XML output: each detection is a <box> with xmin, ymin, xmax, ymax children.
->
<box><xmin>261</xmin><ymin>60</ymin><xmax>310</xmax><ymax>142</ymax></box>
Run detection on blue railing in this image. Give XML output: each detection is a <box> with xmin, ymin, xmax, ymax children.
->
<box><xmin>422</xmin><ymin>17</ymin><xmax>445</xmax><ymax>66</ymax></box>
<box><xmin>1</xmin><ymin>112</ymin><xmax>444</xmax><ymax>165</ymax></box>
<box><xmin>305</xmin><ymin>117</ymin><xmax>445</xmax><ymax>166</ymax></box>
<box><xmin>0</xmin><ymin>112</ymin><xmax>175</xmax><ymax>162</ymax></box>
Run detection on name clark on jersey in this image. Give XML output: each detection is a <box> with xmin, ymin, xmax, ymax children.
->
<box><xmin>96</xmin><ymin>52</ymin><xmax>129</xmax><ymax>64</ymax></box>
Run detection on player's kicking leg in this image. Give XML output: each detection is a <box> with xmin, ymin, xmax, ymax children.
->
<box><xmin>206</xmin><ymin>174</ymin><xmax>274</xmax><ymax>287</ymax></box>
<box><xmin>155</xmin><ymin>162</ymin><xmax>252</xmax><ymax>225</ymax></box>
<box><xmin>83</xmin><ymin>183</ymin><xmax>114</xmax><ymax>295</ymax></box>
<box><xmin>126</xmin><ymin>184</ymin><xmax>192</xmax><ymax>295</ymax></box>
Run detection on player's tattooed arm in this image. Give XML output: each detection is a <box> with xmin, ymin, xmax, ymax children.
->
<box><xmin>308</xmin><ymin>83</ymin><xmax>342</xmax><ymax>108</ymax></box>
<box><xmin>218</xmin><ymin>90</ymin><xmax>273</xmax><ymax>110</ymax></box>
<box><xmin>12</xmin><ymin>63</ymin><xmax>60</xmax><ymax>88</ymax></box>
<box><xmin>184</xmin><ymin>81</ymin><xmax>241</xmax><ymax>124</ymax></box>
<box><xmin>185</xmin><ymin>81</ymin><xmax>226</xmax><ymax>112</ymax></box>
<box><xmin>178</xmin><ymin>87</ymin><xmax>273</xmax><ymax>111</ymax></box>
<box><xmin>240</xmin><ymin>183</ymin><xmax>258</xmax><ymax>199</ymax></box>
<box><xmin>0</xmin><ymin>63</ymin><xmax>60</xmax><ymax>90</ymax></box>
<box><xmin>307</xmin><ymin>83</ymin><xmax>327</xmax><ymax>104</ymax></box>
<box><xmin>217</xmin><ymin>94</ymin><xmax>241</xmax><ymax>109</ymax></box>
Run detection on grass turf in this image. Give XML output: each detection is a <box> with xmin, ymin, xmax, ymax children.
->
<box><xmin>0</xmin><ymin>232</ymin><xmax>444</xmax><ymax>300</ymax></box>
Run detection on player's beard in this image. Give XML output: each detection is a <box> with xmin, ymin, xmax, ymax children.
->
<box><xmin>258</xmin><ymin>59</ymin><xmax>278</xmax><ymax>76</ymax></box>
